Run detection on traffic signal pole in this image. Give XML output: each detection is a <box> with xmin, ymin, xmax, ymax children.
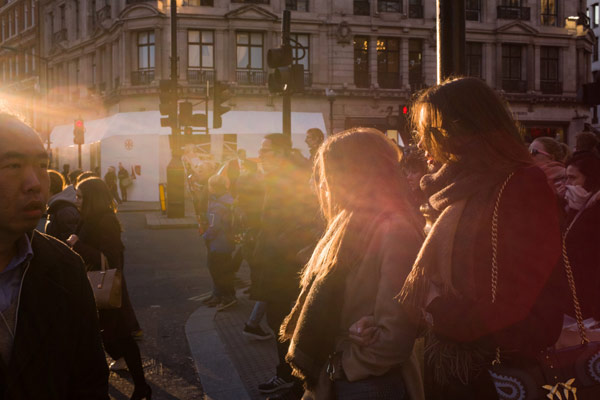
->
<box><xmin>437</xmin><ymin>0</ymin><xmax>465</xmax><ymax>82</ymax></box>
<box><xmin>282</xmin><ymin>10</ymin><xmax>291</xmax><ymax>139</ymax></box>
<box><xmin>166</xmin><ymin>0</ymin><xmax>185</xmax><ymax>218</ymax></box>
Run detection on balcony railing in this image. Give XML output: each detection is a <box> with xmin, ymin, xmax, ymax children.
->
<box><xmin>304</xmin><ymin>72</ymin><xmax>312</xmax><ymax>87</ymax></box>
<box><xmin>131</xmin><ymin>70</ymin><xmax>155</xmax><ymax>86</ymax></box>
<box><xmin>187</xmin><ymin>69</ymin><xmax>215</xmax><ymax>84</ymax></box>
<box><xmin>541</xmin><ymin>14</ymin><xmax>558</xmax><ymax>26</ymax></box>
<box><xmin>497</xmin><ymin>6</ymin><xmax>530</xmax><ymax>20</ymax></box>
<box><xmin>53</xmin><ymin>28</ymin><xmax>67</xmax><ymax>44</ymax></box>
<box><xmin>231</xmin><ymin>0</ymin><xmax>269</xmax><ymax>3</ymax></box>
<box><xmin>236</xmin><ymin>70</ymin><xmax>267</xmax><ymax>85</ymax></box>
<box><xmin>126</xmin><ymin>0</ymin><xmax>154</xmax><ymax>3</ymax></box>
<box><xmin>354</xmin><ymin>0</ymin><xmax>370</xmax><ymax>16</ymax></box>
<box><xmin>502</xmin><ymin>79</ymin><xmax>527</xmax><ymax>93</ymax></box>
<box><xmin>96</xmin><ymin>5</ymin><xmax>111</xmax><ymax>21</ymax></box>
<box><xmin>378</xmin><ymin>72</ymin><xmax>400</xmax><ymax>89</ymax></box>
<box><xmin>540</xmin><ymin>81</ymin><xmax>562</xmax><ymax>94</ymax></box>
<box><xmin>410</xmin><ymin>81</ymin><xmax>426</xmax><ymax>92</ymax></box>
<box><xmin>408</xmin><ymin>4</ymin><xmax>424</xmax><ymax>18</ymax></box>
<box><xmin>466</xmin><ymin>9</ymin><xmax>480</xmax><ymax>21</ymax></box>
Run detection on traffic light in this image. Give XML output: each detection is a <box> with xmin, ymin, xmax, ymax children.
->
<box><xmin>159</xmin><ymin>79</ymin><xmax>177</xmax><ymax>128</ymax></box>
<box><xmin>213</xmin><ymin>81</ymin><xmax>232</xmax><ymax>129</ymax></box>
<box><xmin>73</xmin><ymin>118</ymin><xmax>84</xmax><ymax>145</ymax></box>
<box><xmin>179</xmin><ymin>101</ymin><xmax>208</xmax><ymax>128</ymax></box>
<box><xmin>402</xmin><ymin>105</ymin><xmax>409</xmax><ymax>115</ymax></box>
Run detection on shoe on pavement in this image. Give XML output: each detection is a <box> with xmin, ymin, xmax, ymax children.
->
<box><xmin>204</xmin><ymin>296</ymin><xmax>221</xmax><ymax>307</ymax></box>
<box><xmin>242</xmin><ymin>323</ymin><xmax>273</xmax><ymax>341</ymax></box>
<box><xmin>258</xmin><ymin>376</ymin><xmax>294</xmax><ymax>394</ymax></box>
<box><xmin>131</xmin><ymin>329</ymin><xmax>144</xmax><ymax>340</ymax></box>
<box><xmin>265</xmin><ymin>387</ymin><xmax>304</xmax><ymax>400</ymax></box>
<box><xmin>216</xmin><ymin>297</ymin><xmax>237</xmax><ymax>311</ymax></box>
<box><xmin>109</xmin><ymin>358</ymin><xmax>128</xmax><ymax>371</ymax></box>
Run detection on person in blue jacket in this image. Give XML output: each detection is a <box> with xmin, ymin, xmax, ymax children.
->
<box><xmin>202</xmin><ymin>174</ymin><xmax>237</xmax><ymax>311</ymax></box>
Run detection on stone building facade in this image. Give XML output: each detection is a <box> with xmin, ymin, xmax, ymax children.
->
<box><xmin>18</xmin><ymin>0</ymin><xmax>598</xmax><ymax>153</ymax></box>
<box><xmin>0</xmin><ymin>0</ymin><xmax>42</xmax><ymax>134</ymax></box>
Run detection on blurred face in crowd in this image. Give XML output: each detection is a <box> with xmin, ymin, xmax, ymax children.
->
<box><xmin>0</xmin><ymin>117</ymin><xmax>49</xmax><ymax>238</ymax></box>
<box><xmin>305</xmin><ymin>131</ymin><xmax>322</xmax><ymax>151</ymax></box>
<box><xmin>75</xmin><ymin>188</ymin><xmax>84</xmax><ymax>210</ymax></box>
<box><xmin>566</xmin><ymin>165</ymin><xmax>586</xmax><ymax>188</ymax></box>
<box><xmin>259</xmin><ymin>139</ymin><xmax>280</xmax><ymax>174</ymax></box>
<box><xmin>405</xmin><ymin>168</ymin><xmax>424</xmax><ymax>192</ymax></box>
<box><xmin>528</xmin><ymin>141</ymin><xmax>552</xmax><ymax>162</ymax></box>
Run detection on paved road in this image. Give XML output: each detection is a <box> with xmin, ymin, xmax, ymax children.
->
<box><xmin>108</xmin><ymin>212</ymin><xmax>210</xmax><ymax>400</ymax></box>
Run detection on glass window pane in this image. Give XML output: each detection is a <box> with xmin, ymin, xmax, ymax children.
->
<box><xmin>202</xmin><ymin>45</ymin><xmax>213</xmax><ymax>68</ymax></box>
<box><xmin>250</xmin><ymin>47</ymin><xmax>262</xmax><ymax>69</ymax></box>
<box><xmin>189</xmin><ymin>45</ymin><xmax>200</xmax><ymax>67</ymax></box>
<box><xmin>298</xmin><ymin>34</ymin><xmax>308</xmax><ymax>47</ymax></box>
<box><xmin>237</xmin><ymin>46</ymin><xmax>248</xmax><ymax>68</ymax></box>
<box><xmin>251</xmin><ymin>32</ymin><xmax>262</xmax><ymax>45</ymax></box>
<box><xmin>139</xmin><ymin>47</ymin><xmax>148</xmax><ymax>69</ymax></box>
<box><xmin>202</xmin><ymin>31</ymin><xmax>213</xmax><ymax>43</ymax></box>
<box><xmin>149</xmin><ymin>45</ymin><xmax>155</xmax><ymax>68</ymax></box>
<box><xmin>149</xmin><ymin>31</ymin><xmax>155</xmax><ymax>44</ymax></box>
<box><xmin>138</xmin><ymin>32</ymin><xmax>147</xmax><ymax>45</ymax></box>
<box><xmin>237</xmin><ymin>32</ymin><xmax>248</xmax><ymax>45</ymax></box>
<box><xmin>189</xmin><ymin>30</ymin><xmax>200</xmax><ymax>43</ymax></box>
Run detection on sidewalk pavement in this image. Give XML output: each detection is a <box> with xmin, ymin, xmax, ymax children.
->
<box><xmin>115</xmin><ymin>200</ymin><xmax>198</xmax><ymax>229</ymax></box>
<box><xmin>185</xmin><ymin>267</ymin><xmax>280</xmax><ymax>400</ymax></box>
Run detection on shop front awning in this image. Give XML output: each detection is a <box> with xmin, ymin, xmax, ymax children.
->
<box><xmin>50</xmin><ymin>110</ymin><xmax>327</xmax><ymax>148</ymax></box>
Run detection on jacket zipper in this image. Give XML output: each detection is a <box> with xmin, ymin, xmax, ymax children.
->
<box><xmin>13</xmin><ymin>260</ymin><xmax>32</xmax><ymax>337</ymax></box>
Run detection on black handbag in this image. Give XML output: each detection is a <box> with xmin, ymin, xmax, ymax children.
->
<box><xmin>488</xmin><ymin>174</ymin><xmax>600</xmax><ymax>400</ymax></box>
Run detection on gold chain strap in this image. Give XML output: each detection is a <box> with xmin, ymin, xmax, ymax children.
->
<box><xmin>491</xmin><ymin>172</ymin><xmax>590</xmax><ymax>368</ymax></box>
<box><xmin>562</xmin><ymin>229</ymin><xmax>589</xmax><ymax>344</ymax></box>
<box><xmin>491</xmin><ymin>173</ymin><xmax>514</xmax><ymax>304</ymax></box>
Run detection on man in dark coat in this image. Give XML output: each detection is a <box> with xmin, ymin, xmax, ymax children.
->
<box><xmin>45</xmin><ymin>170</ymin><xmax>80</xmax><ymax>242</ymax></box>
<box><xmin>117</xmin><ymin>162</ymin><xmax>130</xmax><ymax>202</ymax></box>
<box><xmin>0</xmin><ymin>113</ymin><xmax>109</xmax><ymax>399</ymax></box>
<box><xmin>251</xmin><ymin>134</ymin><xmax>317</xmax><ymax>399</ymax></box>
<box><xmin>104</xmin><ymin>166</ymin><xmax>121</xmax><ymax>204</ymax></box>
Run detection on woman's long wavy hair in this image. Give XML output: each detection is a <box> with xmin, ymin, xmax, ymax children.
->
<box><xmin>411</xmin><ymin>77</ymin><xmax>532</xmax><ymax>173</ymax></box>
<box><xmin>76</xmin><ymin>177</ymin><xmax>118</xmax><ymax>222</ymax></box>
<box><xmin>300</xmin><ymin>128</ymin><xmax>421</xmax><ymax>288</ymax></box>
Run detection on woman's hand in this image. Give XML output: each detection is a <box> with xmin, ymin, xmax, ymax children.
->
<box><xmin>348</xmin><ymin>316</ymin><xmax>379</xmax><ymax>347</ymax></box>
<box><xmin>66</xmin><ymin>234</ymin><xmax>79</xmax><ymax>247</ymax></box>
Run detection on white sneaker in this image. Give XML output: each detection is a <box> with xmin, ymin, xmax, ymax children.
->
<box><xmin>109</xmin><ymin>358</ymin><xmax>128</xmax><ymax>371</ymax></box>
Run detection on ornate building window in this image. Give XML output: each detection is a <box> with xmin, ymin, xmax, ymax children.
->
<box><xmin>466</xmin><ymin>0</ymin><xmax>481</xmax><ymax>21</ymax></box>
<box><xmin>465</xmin><ymin>42</ymin><xmax>482</xmax><ymax>78</ymax></box>
<box><xmin>377</xmin><ymin>37</ymin><xmax>400</xmax><ymax>89</ymax></box>
<box><xmin>378</xmin><ymin>0</ymin><xmax>401</xmax><ymax>13</ymax></box>
<box><xmin>188</xmin><ymin>30</ymin><xmax>214</xmax><ymax>83</ymax></box>
<box><xmin>354</xmin><ymin>36</ymin><xmax>369</xmax><ymax>88</ymax></box>
<box><xmin>540</xmin><ymin>0</ymin><xmax>557</xmax><ymax>26</ymax></box>
<box><xmin>236</xmin><ymin>32</ymin><xmax>265</xmax><ymax>85</ymax></box>
<box><xmin>409</xmin><ymin>39</ymin><xmax>423</xmax><ymax>91</ymax></box>
<box><xmin>502</xmin><ymin>44</ymin><xmax>526</xmax><ymax>92</ymax></box>
<box><xmin>286</xmin><ymin>0</ymin><xmax>308</xmax><ymax>11</ymax></box>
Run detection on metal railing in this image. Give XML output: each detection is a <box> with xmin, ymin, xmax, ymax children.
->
<box><xmin>410</xmin><ymin>81</ymin><xmax>426</xmax><ymax>92</ymax></box>
<box><xmin>354</xmin><ymin>0</ymin><xmax>370</xmax><ymax>16</ymax></box>
<box><xmin>53</xmin><ymin>28</ymin><xmax>67</xmax><ymax>44</ymax></box>
<box><xmin>502</xmin><ymin>79</ymin><xmax>527</xmax><ymax>93</ymax></box>
<box><xmin>126</xmin><ymin>0</ymin><xmax>154</xmax><ymax>3</ymax></box>
<box><xmin>236</xmin><ymin>70</ymin><xmax>267</xmax><ymax>85</ymax></box>
<box><xmin>466</xmin><ymin>9</ymin><xmax>480</xmax><ymax>21</ymax></box>
<box><xmin>231</xmin><ymin>0</ymin><xmax>269</xmax><ymax>4</ymax></box>
<box><xmin>497</xmin><ymin>6</ymin><xmax>530</xmax><ymax>20</ymax></box>
<box><xmin>408</xmin><ymin>4</ymin><xmax>424</xmax><ymax>18</ymax></box>
<box><xmin>131</xmin><ymin>70</ymin><xmax>155</xmax><ymax>86</ymax></box>
<box><xmin>540</xmin><ymin>81</ymin><xmax>562</xmax><ymax>94</ymax></box>
<box><xmin>304</xmin><ymin>72</ymin><xmax>312</xmax><ymax>87</ymax></box>
<box><xmin>378</xmin><ymin>72</ymin><xmax>400</xmax><ymax>89</ymax></box>
<box><xmin>187</xmin><ymin>69</ymin><xmax>215</xmax><ymax>84</ymax></box>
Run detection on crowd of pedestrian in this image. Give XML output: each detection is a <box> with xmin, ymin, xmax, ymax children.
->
<box><xmin>1</xmin><ymin>74</ymin><xmax>600</xmax><ymax>400</ymax></box>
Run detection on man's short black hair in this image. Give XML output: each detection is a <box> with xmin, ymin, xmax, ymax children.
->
<box><xmin>48</xmin><ymin>170</ymin><xmax>65</xmax><ymax>196</ymax></box>
<box><xmin>264</xmin><ymin>133</ymin><xmax>292</xmax><ymax>156</ymax></box>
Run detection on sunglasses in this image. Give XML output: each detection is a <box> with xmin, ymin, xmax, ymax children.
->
<box><xmin>530</xmin><ymin>148</ymin><xmax>551</xmax><ymax>158</ymax></box>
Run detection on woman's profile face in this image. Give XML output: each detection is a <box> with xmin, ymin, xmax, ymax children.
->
<box><xmin>75</xmin><ymin>188</ymin><xmax>83</xmax><ymax>210</ymax></box>
<box><xmin>566</xmin><ymin>165</ymin><xmax>586</xmax><ymax>188</ymax></box>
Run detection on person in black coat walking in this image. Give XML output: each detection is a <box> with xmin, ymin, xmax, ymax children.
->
<box><xmin>0</xmin><ymin>113</ymin><xmax>108</xmax><ymax>399</ymax></box>
<box><xmin>66</xmin><ymin>177</ymin><xmax>151</xmax><ymax>400</ymax></box>
<box><xmin>45</xmin><ymin>169</ymin><xmax>80</xmax><ymax>242</ymax></box>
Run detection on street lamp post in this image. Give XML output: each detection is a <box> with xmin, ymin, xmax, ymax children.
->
<box><xmin>325</xmin><ymin>88</ymin><xmax>336</xmax><ymax>136</ymax></box>
<box><xmin>1</xmin><ymin>45</ymin><xmax>51</xmax><ymax>150</ymax></box>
